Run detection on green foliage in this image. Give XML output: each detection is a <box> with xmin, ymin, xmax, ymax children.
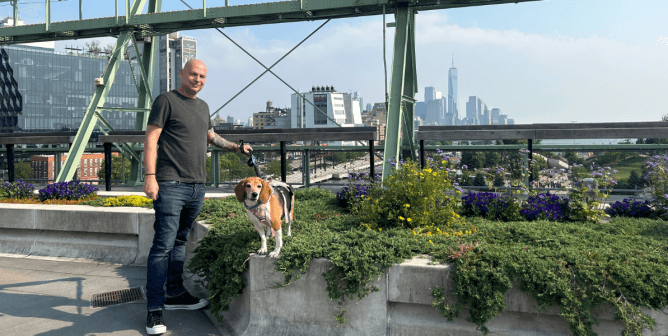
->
<box><xmin>353</xmin><ymin>161</ymin><xmax>462</xmax><ymax>229</ymax></box>
<box><xmin>484</xmin><ymin>152</ymin><xmax>502</xmax><ymax>167</ymax></box>
<box><xmin>568</xmin><ymin>185</ymin><xmax>607</xmax><ymax>223</ymax></box>
<box><xmin>432</xmin><ymin>217</ymin><xmax>668</xmax><ymax>336</ymax></box>
<box><xmin>190</xmin><ymin>187</ymin><xmax>668</xmax><ymax>335</ymax></box>
<box><xmin>461</xmin><ymin>151</ymin><xmax>486</xmax><ymax>170</ymax></box>
<box><xmin>186</xmin><ymin>197</ymin><xmax>258</xmax><ymax>321</ymax></box>
<box><xmin>206</xmin><ymin>152</ymin><xmax>256</xmax><ymax>182</ymax></box>
<box><xmin>15</xmin><ymin>161</ymin><xmax>33</xmax><ymax>180</ymax></box>
<box><xmin>265</xmin><ymin>159</ymin><xmax>291</xmax><ymax>178</ymax></box>
<box><xmin>473</xmin><ymin>173</ymin><xmax>486</xmax><ymax>187</ymax></box>
<box><xmin>98</xmin><ymin>155</ymin><xmax>131</xmax><ymax>181</ymax></box>
<box><xmin>493</xmin><ymin>175</ymin><xmax>504</xmax><ymax>187</ymax></box>
<box><xmin>102</xmin><ymin>195</ymin><xmax>153</xmax><ymax>208</ymax></box>
<box><xmin>330</xmin><ymin>151</ymin><xmax>364</xmax><ymax>164</ymax></box>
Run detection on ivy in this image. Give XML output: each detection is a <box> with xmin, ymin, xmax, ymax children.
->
<box><xmin>189</xmin><ymin>191</ymin><xmax>668</xmax><ymax>335</ymax></box>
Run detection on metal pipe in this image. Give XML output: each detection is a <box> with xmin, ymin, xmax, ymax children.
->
<box><xmin>13</xmin><ymin>0</ymin><xmax>17</xmax><ymax>26</ymax></box>
<box><xmin>280</xmin><ymin>141</ymin><xmax>286</xmax><ymax>182</ymax></box>
<box><xmin>419</xmin><ymin>139</ymin><xmax>425</xmax><ymax>169</ymax></box>
<box><xmin>528</xmin><ymin>139</ymin><xmax>533</xmax><ymax>183</ymax></box>
<box><xmin>370</xmin><ymin>140</ymin><xmax>375</xmax><ymax>181</ymax></box>
<box><xmin>80</xmin><ymin>0</ymin><xmax>83</xmax><ymax>20</ymax></box>
<box><xmin>45</xmin><ymin>0</ymin><xmax>50</xmax><ymax>31</ymax></box>
<box><xmin>7</xmin><ymin>144</ymin><xmax>14</xmax><ymax>183</ymax></box>
<box><xmin>126</xmin><ymin>0</ymin><xmax>129</xmax><ymax>24</ymax></box>
<box><xmin>104</xmin><ymin>143</ymin><xmax>112</xmax><ymax>191</ymax></box>
<box><xmin>203</xmin><ymin>0</ymin><xmax>206</xmax><ymax>17</ymax></box>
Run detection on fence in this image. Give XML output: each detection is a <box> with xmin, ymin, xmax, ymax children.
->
<box><xmin>1</xmin><ymin>122</ymin><xmax>667</xmax><ymax>197</ymax></box>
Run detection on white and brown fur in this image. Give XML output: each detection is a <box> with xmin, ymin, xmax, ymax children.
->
<box><xmin>235</xmin><ymin>177</ymin><xmax>294</xmax><ymax>258</ymax></box>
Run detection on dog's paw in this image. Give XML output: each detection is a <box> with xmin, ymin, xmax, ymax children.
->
<box><xmin>257</xmin><ymin>248</ymin><xmax>267</xmax><ymax>255</ymax></box>
<box><xmin>268</xmin><ymin>251</ymin><xmax>280</xmax><ymax>258</ymax></box>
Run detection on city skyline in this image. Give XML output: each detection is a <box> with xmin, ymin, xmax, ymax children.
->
<box><xmin>8</xmin><ymin>0</ymin><xmax>668</xmax><ymax>125</ymax></box>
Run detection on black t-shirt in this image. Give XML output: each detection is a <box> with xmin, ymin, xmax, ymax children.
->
<box><xmin>147</xmin><ymin>90</ymin><xmax>212</xmax><ymax>183</ymax></box>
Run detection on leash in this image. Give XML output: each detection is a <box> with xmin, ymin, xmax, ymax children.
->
<box><xmin>240</xmin><ymin>140</ymin><xmax>262</xmax><ymax>178</ymax></box>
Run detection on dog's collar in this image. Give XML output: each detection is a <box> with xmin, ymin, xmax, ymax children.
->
<box><xmin>244</xmin><ymin>201</ymin><xmax>263</xmax><ymax>210</ymax></box>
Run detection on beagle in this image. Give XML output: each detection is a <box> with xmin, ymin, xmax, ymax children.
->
<box><xmin>235</xmin><ymin>177</ymin><xmax>294</xmax><ymax>258</ymax></box>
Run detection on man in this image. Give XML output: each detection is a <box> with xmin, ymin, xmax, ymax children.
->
<box><xmin>143</xmin><ymin>59</ymin><xmax>251</xmax><ymax>335</ymax></box>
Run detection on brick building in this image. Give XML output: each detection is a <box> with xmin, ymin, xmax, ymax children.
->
<box><xmin>31</xmin><ymin>153</ymin><xmax>106</xmax><ymax>182</ymax></box>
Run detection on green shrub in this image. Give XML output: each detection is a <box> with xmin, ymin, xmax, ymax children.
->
<box><xmin>353</xmin><ymin>161</ymin><xmax>462</xmax><ymax>230</ymax></box>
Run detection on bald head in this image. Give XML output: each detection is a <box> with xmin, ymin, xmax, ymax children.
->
<box><xmin>178</xmin><ymin>59</ymin><xmax>207</xmax><ymax>98</ymax></box>
<box><xmin>183</xmin><ymin>59</ymin><xmax>206</xmax><ymax>72</ymax></box>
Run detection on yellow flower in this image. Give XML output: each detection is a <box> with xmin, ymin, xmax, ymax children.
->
<box><xmin>379</xmin><ymin>228</ymin><xmax>383</xmax><ymax>231</ymax></box>
<box><xmin>429</xmin><ymin>240</ymin><xmax>433</xmax><ymax>244</ymax></box>
<box><xmin>404</xmin><ymin>204</ymin><xmax>410</xmax><ymax>208</ymax></box>
<box><xmin>398</xmin><ymin>216</ymin><xmax>405</xmax><ymax>221</ymax></box>
<box><xmin>441</xmin><ymin>160</ymin><xmax>447</xmax><ymax>164</ymax></box>
<box><xmin>407</xmin><ymin>218</ymin><xmax>412</xmax><ymax>222</ymax></box>
<box><xmin>413</xmin><ymin>231</ymin><xmax>417</xmax><ymax>236</ymax></box>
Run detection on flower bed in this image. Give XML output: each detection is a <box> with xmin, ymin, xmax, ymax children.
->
<box><xmin>190</xmin><ymin>186</ymin><xmax>668</xmax><ymax>336</ymax></box>
<box><xmin>0</xmin><ymin>180</ymin><xmax>152</xmax><ymax>208</ymax></box>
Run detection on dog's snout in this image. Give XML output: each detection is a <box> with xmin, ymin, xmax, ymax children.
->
<box><xmin>251</xmin><ymin>192</ymin><xmax>259</xmax><ymax>197</ymax></box>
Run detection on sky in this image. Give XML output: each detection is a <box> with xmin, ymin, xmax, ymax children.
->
<box><xmin>6</xmin><ymin>0</ymin><xmax>668</xmax><ymax>125</ymax></box>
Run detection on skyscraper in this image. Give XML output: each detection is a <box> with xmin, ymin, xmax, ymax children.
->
<box><xmin>447</xmin><ymin>55</ymin><xmax>458</xmax><ymax>122</ymax></box>
<box><xmin>424</xmin><ymin>86</ymin><xmax>436</xmax><ymax>102</ymax></box>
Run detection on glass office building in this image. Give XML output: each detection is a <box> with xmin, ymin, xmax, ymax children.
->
<box><xmin>0</xmin><ymin>44</ymin><xmax>140</xmax><ymax>132</ymax></box>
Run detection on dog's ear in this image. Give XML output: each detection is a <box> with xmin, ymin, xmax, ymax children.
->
<box><xmin>259</xmin><ymin>179</ymin><xmax>272</xmax><ymax>203</ymax></box>
<box><xmin>234</xmin><ymin>179</ymin><xmax>247</xmax><ymax>202</ymax></box>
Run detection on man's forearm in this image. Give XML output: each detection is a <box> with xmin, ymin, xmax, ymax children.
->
<box><xmin>209</xmin><ymin>131</ymin><xmax>239</xmax><ymax>152</ymax></box>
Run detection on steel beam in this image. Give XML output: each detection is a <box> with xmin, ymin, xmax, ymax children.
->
<box><xmin>56</xmin><ymin>0</ymin><xmax>149</xmax><ymax>182</ymax></box>
<box><xmin>128</xmin><ymin>0</ymin><xmax>161</xmax><ymax>186</ymax></box>
<box><xmin>0</xmin><ymin>0</ymin><xmax>540</xmax><ymax>45</ymax></box>
<box><xmin>382</xmin><ymin>4</ymin><xmax>413</xmax><ymax>181</ymax></box>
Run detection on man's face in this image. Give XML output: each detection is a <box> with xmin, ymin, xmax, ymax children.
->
<box><xmin>179</xmin><ymin>60</ymin><xmax>207</xmax><ymax>96</ymax></box>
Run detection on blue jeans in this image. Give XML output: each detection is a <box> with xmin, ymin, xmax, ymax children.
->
<box><xmin>146</xmin><ymin>181</ymin><xmax>206</xmax><ymax>311</ymax></box>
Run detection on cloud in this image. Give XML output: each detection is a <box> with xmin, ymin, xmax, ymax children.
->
<box><xmin>186</xmin><ymin>11</ymin><xmax>668</xmax><ymax>124</ymax></box>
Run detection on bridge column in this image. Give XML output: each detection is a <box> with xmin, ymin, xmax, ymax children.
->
<box><xmin>382</xmin><ymin>3</ymin><xmax>417</xmax><ymax>183</ymax></box>
<box><xmin>128</xmin><ymin>0</ymin><xmax>161</xmax><ymax>186</ymax></box>
<box><xmin>57</xmin><ymin>0</ymin><xmax>151</xmax><ymax>183</ymax></box>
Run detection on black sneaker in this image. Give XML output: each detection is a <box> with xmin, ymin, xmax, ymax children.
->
<box><xmin>164</xmin><ymin>291</ymin><xmax>209</xmax><ymax>310</ymax></box>
<box><xmin>146</xmin><ymin>310</ymin><xmax>166</xmax><ymax>335</ymax></box>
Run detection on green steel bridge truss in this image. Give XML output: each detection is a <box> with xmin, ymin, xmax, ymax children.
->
<box><xmin>0</xmin><ymin>0</ymin><xmax>539</xmax><ymax>184</ymax></box>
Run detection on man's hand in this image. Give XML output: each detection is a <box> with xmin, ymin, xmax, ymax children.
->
<box><xmin>241</xmin><ymin>143</ymin><xmax>253</xmax><ymax>156</ymax></box>
<box><xmin>143</xmin><ymin>175</ymin><xmax>159</xmax><ymax>200</ymax></box>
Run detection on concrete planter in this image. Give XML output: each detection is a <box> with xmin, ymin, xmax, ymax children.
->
<box><xmin>186</xmin><ymin>221</ymin><xmax>668</xmax><ymax>336</ymax></box>
<box><xmin>0</xmin><ymin>203</ymin><xmax>155</xmax><ymax>265</ymax></box>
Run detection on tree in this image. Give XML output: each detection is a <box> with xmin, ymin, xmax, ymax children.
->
<box><xmin>265</xmin><ymin>159</ymin><xmax>291</xmax><ymax>178</ymax></box>
<box><xmin>103</xmin><ymin>43</ymin><xmax>114</xmax><ymax>56</ymax></box>
<box><xmin>494</xmin><ymin>175</ymin><xmax>505</xmax><ymax>187</ymax></box>
<box><xmin>98</xmin><ymin>155</ymin><xmax>131</xmax><ymax>182</ymax></box>
<box><xmin>484</xmin><ymin>152</ymin><xmax>502</xmax><ymax>167</ymax></box>
<box><xmin>85</xmin><ymin>40</ymin><xmax>102</xmax><ymax>56</ymax></box>
<box><xmin>473</xmin><ymin>173</ymin><xmax>486</xmax><ymax>187</ymax></box>
<box><xmin>461</xmin><ymin>151</ymin><xmax>485</xmax><ymax>169</ymax></box>
<box><xmin>207</xmin><ymin>153</ymin><xmax>256</xmax><ymax>182</ymax></box>
<box><xmin>15</xmin><ymin>161</ymin><xmax>32</xmax><ymax>180</ymax></box>
<box><xmin>627</xmin><ymin>170</ymin><xmax>644</xmax><ymax>189</ymax></box>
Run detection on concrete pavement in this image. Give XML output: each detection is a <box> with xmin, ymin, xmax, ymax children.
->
<box><xmin>0</xmin><ymin>254</ymin><xmax>220</xmax><ymax>336</ymax></box>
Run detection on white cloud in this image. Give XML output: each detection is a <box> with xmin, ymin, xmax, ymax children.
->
<box><xmin>190</xmin><ymin>11</ymin><xmax>667</xmax><ymax>124</ymax></box>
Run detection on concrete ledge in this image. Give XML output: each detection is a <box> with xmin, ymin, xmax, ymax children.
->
<box><xmin>0</xmin><ymin>204</ymin><xmax>155</xmax><ymax>265</ymax></box>
<box><xmin>185</xmin><ymin>221</ymin><xmax>668</xmax><ymax>336</ymax></box>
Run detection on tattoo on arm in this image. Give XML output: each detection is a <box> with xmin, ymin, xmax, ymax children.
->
<box><xmin>208</xmin><ymin>130</ymin><xmax>238</xmax><ymax>151</ymax></box>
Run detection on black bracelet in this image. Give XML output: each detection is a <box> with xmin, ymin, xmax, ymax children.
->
<box><xmin>144</xmin><ymin>173</ymin><xmax>155</xmax><ymax>176</ymax></box>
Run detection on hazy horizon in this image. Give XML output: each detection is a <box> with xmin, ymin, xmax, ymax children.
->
<box><xmin>7</xmin><ymin>0</ymin><xmax>667</xmax><ymax>125</ymax></box>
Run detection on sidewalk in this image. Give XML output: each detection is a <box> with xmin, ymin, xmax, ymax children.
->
<box><xmin>0</xmin><ymin>255</ymin><xmax>220</xmax><ymax>336</ymax></box>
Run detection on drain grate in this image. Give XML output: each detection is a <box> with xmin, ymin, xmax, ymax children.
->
<box><xmin>90</xmin><ymin>287</ymin><xmax>145</xmax><ymax>308</ymax></box>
